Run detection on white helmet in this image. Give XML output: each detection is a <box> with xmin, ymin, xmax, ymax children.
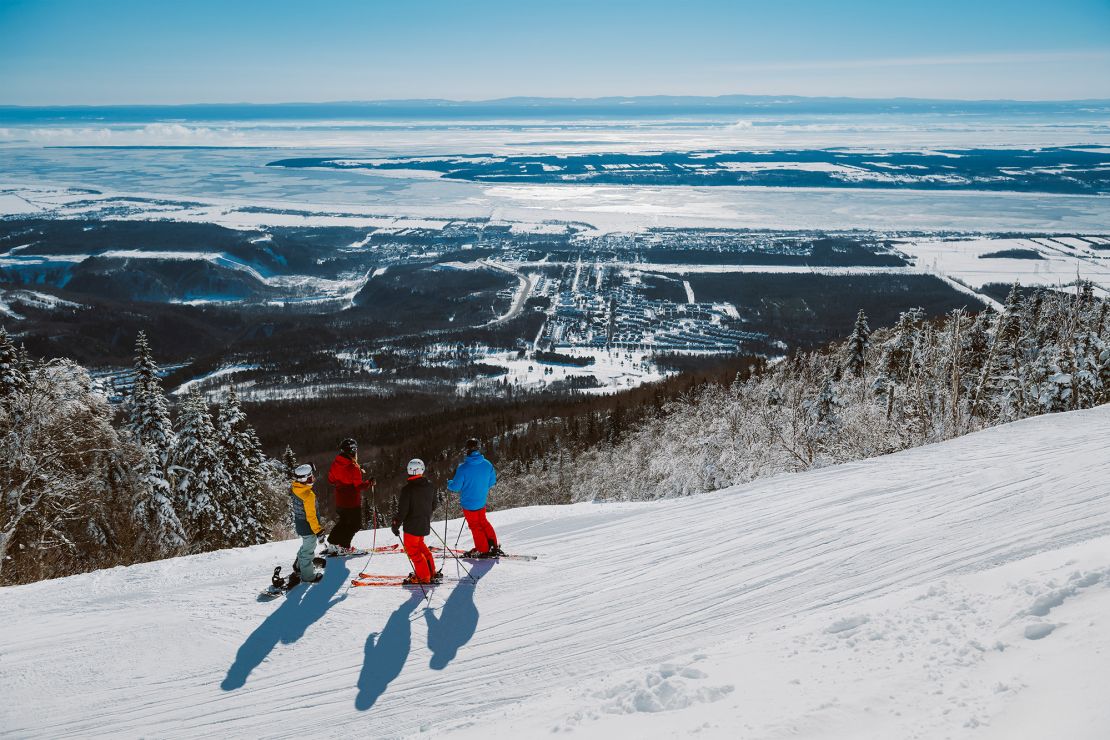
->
<box><xmin>406</xmin><ymin>458</ymin><xmax>426</xmax><ymax>476</ymax></box>
<box><xmin>293</xmin><ymin>463</ymin><xmax>315</xmax><ymax>483</ymax></box>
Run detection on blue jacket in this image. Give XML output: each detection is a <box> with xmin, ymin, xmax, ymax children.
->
<box><xmin>447</xmin><ymin>451</ymin><xmax>497</xmax><ymax>511</ymax></box>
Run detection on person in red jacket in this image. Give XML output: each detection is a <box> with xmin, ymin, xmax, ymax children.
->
<box><xmin>326</xmin><ymin>437</ymin><xmax>372</xmax><ymax>555</ymax></box>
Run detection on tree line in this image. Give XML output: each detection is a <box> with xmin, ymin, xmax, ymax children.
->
<box><xmin>493</xmin><ymin>283</ymin><xmax>1109</xmax><ymax>504</ymax></box>
<box><xmin>0</xmin><ymin>330</ymin><xmax>288</xmax><ymax>585</ymax></box>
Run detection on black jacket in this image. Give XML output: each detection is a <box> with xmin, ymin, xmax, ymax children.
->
<box><xmin>396</xmin><ymin>475</ymin><xmax>437</xmax><ymax>537</ymax></box>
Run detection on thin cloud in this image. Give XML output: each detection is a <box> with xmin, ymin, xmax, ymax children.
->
<box><xmin>722</xmin><ymin>49</ymin><xmax>1110</xmax><ymax>73</ymax></box>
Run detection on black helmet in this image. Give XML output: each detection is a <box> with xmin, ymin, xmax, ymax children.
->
<box><xmin>340</xmin><ymin>438</ymin><xmax>358</xmax><ymax>456</ymax></box>
<box><xmin>464</xmin><ymin>437</ymin><xmax>480</xmax><ymax>453</ymax></box>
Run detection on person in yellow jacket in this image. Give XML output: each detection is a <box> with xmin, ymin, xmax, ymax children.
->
<box><xmin>289</xmin><ymin>463</ymin><xmax>326</xmax><ymax>586</ymax></box>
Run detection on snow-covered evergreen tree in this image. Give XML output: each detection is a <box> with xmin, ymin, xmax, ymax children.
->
<box><xmin>124</xmin><ymin>332</ymin><xmax>184</xmax><ymax>553</ymax></box>
<box><xmin>845</xmin><ymin>310</ymin><xmax>871</xmax><ymax>378</ymax></box>
<box><xmin>215</xmin><ymin>388</ymin><xmax>268</xmax><ymax>545</ymax></box>
<box><xmin>0</xmin><ymin>327</ymin><xmax>28</xmax><ymax>409</ymax></box>
<box><xmin>128</xmin><ymin>332</ymin><xmax>176</xmax><ymax>463</ymax></box>
<box><xmin>282</xmin><ymin>445</ymin><xmax>298</xmax><ymax>479</ymax></box>
<box><xmin>132</xmin><ymin>444</ymin><xmax>187</xmax><ymax>554</ymax></box>
<box><xmin>173</xmin><ymin>392</ymin><xmax>232</xmax><ymax>549</ymax></box>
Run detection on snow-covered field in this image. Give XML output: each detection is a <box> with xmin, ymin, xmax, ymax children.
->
<box><xmin>2</xmin><ymin>406</ymin><xmax>1108</xmax><ymax>738</ymax></box>
<box><xmin>469</xmin><ymin>347</ymin><xmax>669</xmax><ymax>393</ymax></box>
<box><xmin>898</xmin><ymin>236</ymin><xmax>1110</xmax><ymax>298</ymax></box>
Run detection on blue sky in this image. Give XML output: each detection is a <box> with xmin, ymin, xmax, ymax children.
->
<box><xmin>1</xmin><ymin>0</ymin><xmax>1108</xmax><ymax>104</ymax></box>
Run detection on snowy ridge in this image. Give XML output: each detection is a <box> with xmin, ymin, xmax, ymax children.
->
<box><xmin>1</xmin><ymin>406</ymin><xmax>1109</xmax><ymax>738</ymax></box>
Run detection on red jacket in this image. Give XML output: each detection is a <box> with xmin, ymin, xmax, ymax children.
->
<box><xmin>328</xmin><ymin>454</ymin><xmax>370</xmax><ymax>509</ymax></box>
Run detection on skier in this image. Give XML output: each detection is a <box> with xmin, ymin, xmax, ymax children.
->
<box><xmin>326</xmin><ymin>438</ymin><xmax>373</xmax><ymax>555</ymax></box>
<box><xmin>447</xmin><ymin>438</ymin><xmax>504</xmax><ymax>558</ymax></box>
<box><xmin>392</xmin><ymin>458</ymin><xmax>439</xmax><ymax>584</ymax></box>
<box><xmin>288</xmin><ymin>463</ymin><xmax>325</xmax><ymax>586</ymax></box>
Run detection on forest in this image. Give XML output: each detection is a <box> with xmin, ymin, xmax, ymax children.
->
<box><xmin>3</xmin><ymin>281</ymin><xmax>1105</xmax><ymax>586</ymax></box>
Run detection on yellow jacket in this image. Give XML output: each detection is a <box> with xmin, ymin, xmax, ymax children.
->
<box><xmin>290</xmin><ymin>481</ymin><xmax>322</xmax><ymax>536</ymax></box>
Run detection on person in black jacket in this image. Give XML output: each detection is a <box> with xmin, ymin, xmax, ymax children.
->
<box><xmin>392</xmin><ymin>458</ymin><xmax>438</xmax><ymax>584</ymax></box>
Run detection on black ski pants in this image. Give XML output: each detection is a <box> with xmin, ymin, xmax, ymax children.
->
<box><xmin>329</xmin><ymin>506</ymin><xmax>362</xmax><ymax>548</ymax></box>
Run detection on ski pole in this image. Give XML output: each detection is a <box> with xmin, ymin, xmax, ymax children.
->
<box><xmin>453</xmin><ymin>496</ymin><xmax>467</xmax><ymax>549</ymax></box>
<box><xmin>345</xmin><ymin>485</ymin><xmax>378</xmax><ymax>597</ymax></box>
<box><xmin>430</xmin><ymin>526</ymin><xmax>477</xmax><ymax>583</ymax></box>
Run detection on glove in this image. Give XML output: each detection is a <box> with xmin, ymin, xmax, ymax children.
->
<box><xmin>391</xmin><ymin>518</ymin><xmax>401</xmax><ymax>537</ymax></box>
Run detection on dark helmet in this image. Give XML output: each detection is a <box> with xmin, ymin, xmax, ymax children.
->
<box><xmin>340</xmin><ymin>438</ymin><xmax>358</xmax><ymax>456</ymax></box>
<box><xmin>464</xmin><ymin>437</ymin><xmax>480</xmax><ymax>453</ymax></box>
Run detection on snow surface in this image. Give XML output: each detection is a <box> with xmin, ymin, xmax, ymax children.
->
<box><xmin>897</xmin><ymin>237</ymin><xmax>1110</xmax><ymax>298</ymax></box>
<box><xmin>1</xmin><ymin>406</ymin><xmax>1109</xmax><ymax>738</ymax></box>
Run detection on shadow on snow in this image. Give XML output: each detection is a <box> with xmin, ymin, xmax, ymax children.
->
<box><xmin>355</xmin><ymin>590</ymin><xmax>425</xmax><ymax>711</ymax></box>
<box><xmin>354</xmin><ymin>558</ymin><xmax>496</xmax><ymax>710</ymax></box>
<box><xmin>221</xmin><ymin>560</ymin><xmax>349</xmax><ymax>691</ymax></box>
<box><xmin>425</xmin><ymin>559</ymin><xmax>496</xmax><ymax>670</ymax></box>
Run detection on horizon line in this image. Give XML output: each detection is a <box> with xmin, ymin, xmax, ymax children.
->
<box><xmin>3</xmin><ymin>93</ymin><xmax>1110</xmax><ymax>110</ymax></box>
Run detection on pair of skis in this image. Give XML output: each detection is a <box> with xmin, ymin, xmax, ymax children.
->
<box><xmin>430</xmin><ymin>545</ymin><xmax>538</xmax><ymax>562</ymax></box>
<box><xmin>327</xmin><ymin>542</ymin><xmax>538</xmax><ymax>562</ymax></box>
<box><xmin>348</xmin><ymin>573</ymin><xmax>466</xmax><ymax>588</ymax></box>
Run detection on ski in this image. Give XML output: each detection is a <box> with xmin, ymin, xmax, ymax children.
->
<box><xmin>362</xmin><ymin>545</ymin><xmax>537</xmax><ymax>561</ymax></box>
<box><xmin>431</xmin><ymin>546</ymin><xmax>538</xmax><ymax>561</ymax></box>
<box><xmin>349</xmin><ymin>577</ymin><xmax>457</xmax><ymax>588</ymax></box>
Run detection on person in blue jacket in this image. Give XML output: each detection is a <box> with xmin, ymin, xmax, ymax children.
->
<box><xmin>447</xmin><ymin>438</ymin><xmax>504</xmax><ymax>558</ymax></box>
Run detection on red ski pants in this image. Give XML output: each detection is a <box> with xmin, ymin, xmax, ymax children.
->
<box><xmin>463</xmin><ymin>508</ymin><xmax>498</xmax><ymax>553</ymax></box>
<box><xmin>403</xmin><ymin>532</ymin><xmax>436</xmax><ymax>583</ymax></box>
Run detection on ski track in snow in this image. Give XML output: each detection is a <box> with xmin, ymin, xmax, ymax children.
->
<box><xmin>1</xmin><ymin>406</ymin><xmax>1109</xmax><ymax>738</ymax></box>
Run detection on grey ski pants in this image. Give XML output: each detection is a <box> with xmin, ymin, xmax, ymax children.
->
<box><xmin>296</xmin><ymin>534</ymin><xmax>317</xmax><ymax>580</ymax></box>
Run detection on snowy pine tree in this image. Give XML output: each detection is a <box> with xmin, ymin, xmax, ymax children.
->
<box><xmin>845</xmin><ymin>310</ymin><xmax>871</xmax><ymax>378</ymax></box>
<box><xmin>0</xmin><ymin>327</ymin><xmax>28</xmax><ymax>410</ymax></box>
<box><xmin>282</xmin><ymin>445</ymin><xmax>298</xmax><ymax>479</ymax></box>
<box><xmin>215</xmin><ymin>388</ymin><xmax>268</xmax><ymax>545</ymax></box>
<box><xmin>173</xmin><ymin>392</ymin><xmax>232</xmax><ymax>549</ymax></box>
<box><xmin>125</xmin><ymin>332</ymin><xmax>184</xmax><ymax>553</ymax></box>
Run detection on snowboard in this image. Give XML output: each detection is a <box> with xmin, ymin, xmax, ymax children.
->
<box><xmin>320</xmin><ymin>547</ymin><xmax>374</xmax><ymax>558</ymax></box>
<box><xmin>257</xmin><ymin>559</ymin><xmax>326</xmax><ymax>601</ymax></box>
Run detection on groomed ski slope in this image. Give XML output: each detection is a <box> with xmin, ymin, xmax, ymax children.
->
<box><xmin>2</xmin><ymin>406</ymin><xmax>1109</xmax><ymax>739</ymax></box>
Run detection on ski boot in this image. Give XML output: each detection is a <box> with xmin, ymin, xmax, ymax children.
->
<box><xmin>476</xmin><ymin>544</ymin><xmax>504</xmax><ymax>559</ymax></box>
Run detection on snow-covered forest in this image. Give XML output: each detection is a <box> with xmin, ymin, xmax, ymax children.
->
<box><xmin>497</xmin><ymin>282</ymin><xmax>1110</xmax><ymax>504</ymax></box>
<box><xmin>4</xmin><ymin>282</ymin><xmax>1108</xmax><ymax>586</ymax></box>
<box><xmin>0</xmin><ymin>330</ymin><xmax>287</xmax><ymax>585</ymax></box>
